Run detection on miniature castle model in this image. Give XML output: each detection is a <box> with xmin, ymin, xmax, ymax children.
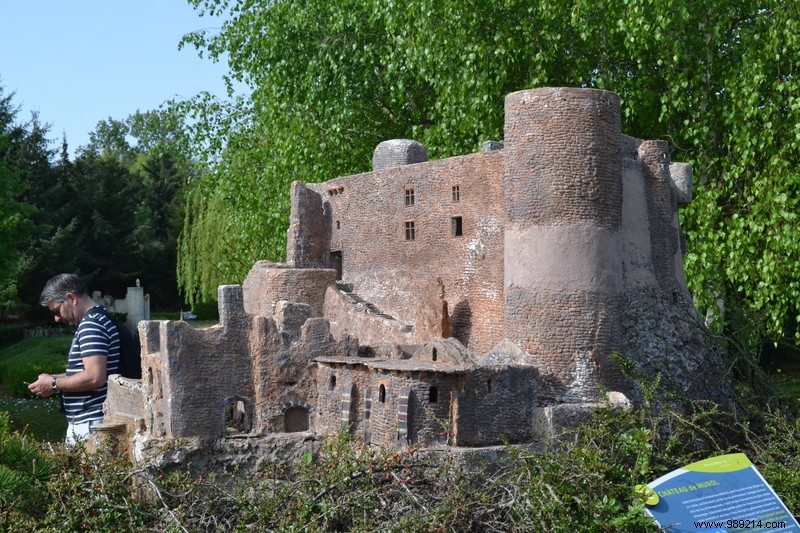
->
<box><xmin>104</xmin><ymin>88</ymin><xmax>724</xmax><ymax>465</ymax></box>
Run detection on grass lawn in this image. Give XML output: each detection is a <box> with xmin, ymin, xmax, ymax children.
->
<box><xmin>0</xmin><ymin>393</ymin><xmax>65</xmax><ymax>442</ymax></box>
<box><xmin>0</xmin><ymin>335</ymin><xmax>72</xmax><ymax>396</ymax></box>
<box><xmin>0</xmin><ymin>335</ymin><xmax>71</xmax><ymax>442</ymax></box>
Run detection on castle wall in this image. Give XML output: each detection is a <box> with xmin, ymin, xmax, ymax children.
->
<box><xmin>139</xmin><ymin>286</ymin><xmax>255</xmax><ymax>438</ymax></box>
<box><xmin>315</xmin><ymin>362</ymin><xmax>462</xmax><ymax>446</ymax></box>
<box><xmin>286</xmin><ymin>182</ymin><xmax>327</xmax><ymax>268</ymax></box>
<box><xmin>313</xmin><ymin>363</ymin><xmax>353</xmax><ymax>436</ymax></box>
<box><xmin>620</xmin><ymin>149</ymin><xmax>658</xmax><ymax>288</ymax></box>
<box><xmin>306</xmin><ymin>152</ymin><xmax>505</xmax><ymax>354</ymax></box>
<box><xmin>325</xmin><ymin>289</ymin><xmax>416</xmax><ymax>346</ymax></box>
<box><xmin>366</xmin><ymin>371</ymin><xmax>456</xmax><ymax>445</ymax></box>
<box><xmin>250</xmin><ymin>318</ymin><xmax>356</xmax><ymax>433</ymax></box>
<box><xmin>453</xmin><ymin>367</ymin><xmax>539</xmax><ymax>446</ymax></box>
<box><xmin>639</xmin><ymin>140</ymin><xmax>680</xmax><ymax>291</ymax></box>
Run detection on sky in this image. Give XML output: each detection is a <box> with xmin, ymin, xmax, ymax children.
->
<box><xmin>1</xmin><ymin>1</ymin><xmax>232</xmax><ymax>155</ymax></box>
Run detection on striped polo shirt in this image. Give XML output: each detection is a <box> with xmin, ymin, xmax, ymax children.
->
<box><xmin>63</xmin><ymin>305</ymin><xmax>121</xmax><ymax>423</ymax></box>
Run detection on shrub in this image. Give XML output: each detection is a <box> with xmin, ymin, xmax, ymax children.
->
<box><xmin>0</xmin><ymin>412</ymin><xmax>55</xmax><ymax>529</ymax></box>
<box><xmin>30</xmin><ymin>441</ymin><xmax>152</xmax><ymax>533</ymax></box>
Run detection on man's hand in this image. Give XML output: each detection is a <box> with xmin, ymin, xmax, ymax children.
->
<box><xmin>28</xmin><ymin>373</ymin><xmax>55</xmax><ymax>398</ymax></box>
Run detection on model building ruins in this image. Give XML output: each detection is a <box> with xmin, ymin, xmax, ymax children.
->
<box><xmin>103</xmin><ymin>88</ymin><xmax>725</xmax><ymax>465</ymax></box>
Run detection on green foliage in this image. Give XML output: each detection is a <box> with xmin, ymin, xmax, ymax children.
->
<box><xmin>0</xmin><ymin>87</ymin><xmax>40</xmax><ymax>316</ymax></box>
<box><xmin>150</xmin><ymin>312</ymin><xmax>181</xmax><ymax>321</ymax></box>
<box><xmin>176</xmin><ymin>0</ymin><xmax>800</xmax><ymax>346</ymax></box>
<box><xmin>0</xmin><ymin>412</ymin><xmax>55</xmax><ymax>526</ymax></box>
<box><xmin>30</xmin><ymin>442</ymin><xmax>151</xmax><ymax>532</ymax></box>
<box><xmin>0</xmin><ymin>335</ymin><xmax>71</xmax><ymax>397</ymax></box>
<box><xmin>2</xmin><ymin>104</ymin><xmax>200</xmax><ymax>313</ymax></box>
<box><xmin>757</xmin><ymin>407</ymin><xmax>800</xmax><ymax>512</ymax></box>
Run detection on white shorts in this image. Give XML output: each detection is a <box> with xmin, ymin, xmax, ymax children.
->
<box><xmin>66</xmin><ymin>418</ymin><xmax>102</xmax><ymax>445</ymax></box>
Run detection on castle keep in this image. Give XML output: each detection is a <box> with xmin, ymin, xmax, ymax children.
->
<box><xmin>104</xmin><ymin>88</ymin><xmax>724</xmax><ymax>465</ymax></box>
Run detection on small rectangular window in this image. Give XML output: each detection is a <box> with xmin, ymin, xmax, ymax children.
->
<box><xmin>405</xmin><ymin>188</ymin><xmax>415</xmax><ymax>206</ymax></box>
<box><xmin>405</xmin><ymin>221</ymin><xmax>416</xmax><ymax>241</ymax></box>
<box><xmin>452</xmin><ymin>185</ymin><xmax>460</xmax><ymax>202</ymax></box>
<box><xmin>451</xmin><ymin>216</ymin><xmax>463</xmax><ymax>237</ymax></box>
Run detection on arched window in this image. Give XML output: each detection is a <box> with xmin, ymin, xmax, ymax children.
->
<box><xmin>329</xmin><ymin>374</ymin><xmax>337</xmax><ymax>391</ymax></box>
<box><xmin>429</xmin><ymin>386</ymin><xmax>438</xmax><ymax>403</ymax></box>
<box><xmin>379</xmin><ymin>384</ymin><xmax>386</xmax><ymax>403</ymax></box>
<box><xmin>223</xmin><ymin>396</ymin><xmax>251</xmax><ymax>435</ymax></box>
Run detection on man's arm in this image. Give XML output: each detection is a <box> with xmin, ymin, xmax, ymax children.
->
<box><xmin>28</xmin><ymin>356</ymin><xmax>107</xmax><ymax>397</ymax></box>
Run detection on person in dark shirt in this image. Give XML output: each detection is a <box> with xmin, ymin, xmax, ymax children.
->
<box><xmin>28</xmin><ymin>274</ymin><xmax>121</xmax><ymax>444</ymax></box>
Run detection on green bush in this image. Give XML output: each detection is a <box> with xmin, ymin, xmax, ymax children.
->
<box><xmin>0</xmin><ymin>337</ymin><xmax>71</xmax><ymax>397</ymax></box>
<box><xmin>108</xmin><ymin>312</ymin><xmax>128</xmax><ymax>325</ymax></box>
<box><xmin>0</xmin><ymin>412</ymin><xmax>55</xmax><ymax>528</ymax></box>
<box><xmin>32</xmin><ymin>443</ymin><xmax>151</xmax><ymax>532</ymax></box>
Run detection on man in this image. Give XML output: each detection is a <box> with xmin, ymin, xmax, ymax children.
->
<box><xmin>28</xmin><ymin>274</ymin><xmax>120</xmax><ymax>444</ymax></box>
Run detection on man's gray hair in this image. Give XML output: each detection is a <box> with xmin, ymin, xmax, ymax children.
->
<box><xmin>40</xmin><ymin>273</ymin><xmax>88</xmax><ymax>306</ymax></box>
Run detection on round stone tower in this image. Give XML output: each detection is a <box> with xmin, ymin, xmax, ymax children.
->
<box><xmin>502</xmin><ymin>87</ymin><xmax>626</xmax><ymax>402</ymax></box>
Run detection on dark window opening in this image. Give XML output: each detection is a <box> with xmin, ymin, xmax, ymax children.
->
<box><xmin>329</xmin><ymin>251</ymin><xmax>342</xmax><ymax>280</ymax></box>
<box><xmin>432</xmin><ymin>347</ymin><xmax>438</xmax><ymax>361</ymax></box>
<box><xmin>487</xmin><ymin>379</ymin><xmax>493</xmax><ymax>393</ymax></box>
<box><xmin>405</xmin><ymin>221</ymin><xmax>415</xmax><ymax>241</ymax></box>
<box><xmin>336</xmin><ymin>220</ymin><xmax>340</xmax><ymax>229</ymax></box>
<box><xmin>451</xmin><ymin>216</ymin><xmax>463</xmax><ymax>237</ymax></box>
<box><xmin>405</xmin><ymin>188</ymin><xmax>415</xmax><ymax>206</ymax></box>
<box><xmin>284</xmin><ymin>406</ymin><xmax>309</xmax><ymax>432</ymax></box>
<box><xmin>379</xmin><ymin>384</ymin><xmax>386</xmax><ymax>403</ymax></box>
<box><xmin>329</xmin><ymin>374</ymin><xmax>337</xmax><ymax>391</ymax></box>
<box><xmin>429</xmin><ymin>386</ymin><xmax>439</xmax><ymax>403</ymax></box>
<box><xmin>452</xmin><ymin>185</ymin><xmax>460</xmax><ymax>202</ymax></box>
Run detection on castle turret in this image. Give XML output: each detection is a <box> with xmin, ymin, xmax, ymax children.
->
<box><xmin>502</xmin><ymin>88</ymin><xmax>625</xmax><ymax>401</ymax></box>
